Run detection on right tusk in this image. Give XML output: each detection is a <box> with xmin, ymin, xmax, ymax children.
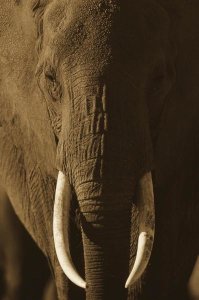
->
<box><xmin>125</xmin><ymin>172</ymin><xmax>155</xmax><ymax>288</ymax></box>
<box><xmin>53</xmin><ymin>171</ymin><xmax>86</xmax><ymax>289</ymax></box>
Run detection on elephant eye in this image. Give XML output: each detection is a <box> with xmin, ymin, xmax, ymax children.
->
<box><xmin>45</xmin><ymin>68</ymin><xmax>56</xmax><ymax>82</ymax></box>
<box><xmin>44</xmin><ymin>67</ymin><xmax>62</xmax><ymax>102</ymax></box>
<box><xmin>151</xmin><ymin>73</ymin><xmax>165</xmax><ymax>93</ymax></box>
<box><xmin>149</xmin><ymin>63</ymin><xmax>166</xmax><ymax>95</ymax></box>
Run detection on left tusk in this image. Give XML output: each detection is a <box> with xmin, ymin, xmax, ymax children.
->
<box><xmin>53</xmin><ymin>171</ymin><xmax>86</xmax><ymax>289</ymax></box>
<box><xmin>125</xmin><ymin>172</ymin><xmax>155</xmax><ymax>288</ymax></box>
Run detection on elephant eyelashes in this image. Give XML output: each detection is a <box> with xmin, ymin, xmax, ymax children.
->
<box><xmin>45</xmin><ymin>68</ymin><xmax>62</xmax><ymax>102</ymax></box>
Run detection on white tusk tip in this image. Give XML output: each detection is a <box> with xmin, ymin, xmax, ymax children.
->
<box><xmin>78</xmin><ymin>281</ymin><xmax>87</xmax><ymax>289</ymax></box>
<box><xmin>53</xmin><ymin>171</ymin><xmax>87</xmax><ymax>290</ymax></box>
<box><xmin>78</xmin><ymin>279</ymin><xmax>87</xmax><ymax>289</ymax></box>
<box><xmin>125</xmin><ymin>278</ymin><xmax>133</xmax><ymax>289</ymax></box>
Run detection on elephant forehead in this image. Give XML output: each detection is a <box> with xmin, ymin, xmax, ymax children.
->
<box><xmin>39</xmin><ymin>0</ymin><xmax>119</xmax><ymax>68</ymax></box>
<box><xmin>40</xmin><ymin>4</ymin><xmax>168</xmax><ymax>73</ymax></box>
<box><xmin>44</xmin><ymin>1</ymin><xmax>168</xmax><ymax>34</ymax></box>
<box><xmin>43</xmin><ymin>0</ymin><xmax>118</xmax><ymax>33</ymax></box>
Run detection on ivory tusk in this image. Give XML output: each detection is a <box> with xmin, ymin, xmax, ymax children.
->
<box><xmin>125</xmin><ymin>172</ymin><xmax>155</xmax><ymax>288</ymax></box>
<box><xmin>53</xmin><ymin>171</ymin><xmax>86</xmax><ymax>289</ymax></box>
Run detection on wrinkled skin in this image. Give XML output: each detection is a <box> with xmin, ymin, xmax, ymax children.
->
<box><xmin>43</xmin><ymin>279</ymin><xmax>58</xmax><ymax>300</ymax></box>
<box><xmin>0</xmin><ymin>0</ymin><xmax>199</xmax><ymax>299</ymax></box>
<box><xmin>0</xmin><ymin>185</ymin><xmax>57</xmax><ymax>300</ymax></box>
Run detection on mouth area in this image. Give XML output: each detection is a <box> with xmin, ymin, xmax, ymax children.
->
<box><xmin>53</xmin><ymin>170</ymin><xmax>155</xmax><ymax>299</ymax></box>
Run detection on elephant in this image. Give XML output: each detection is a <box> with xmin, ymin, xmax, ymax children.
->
<box><xmin>0</xmin><ymin>185</ymin><xmax>57</xmax><ymax>300</ymax></box>
<box><xmin>0</xmin><ymin>0</ymin><xmax>199</xmax><ymax>299</ymax></box>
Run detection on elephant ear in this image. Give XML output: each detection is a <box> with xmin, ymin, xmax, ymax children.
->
<box><xmin>152</xmin><ymin>3</ymin><xmax>199</xmax><ymax>294</ymax></box>
<box><xmin>154</xmin><ymin>1</ymin><xmax>199</xmax><ymax>187</ymax></box>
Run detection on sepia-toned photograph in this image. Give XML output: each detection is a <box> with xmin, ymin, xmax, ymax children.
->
<box><xmin>0</xmin><ymin>0</ymin><xmax>199</xmax><ymax>299</ymax></box>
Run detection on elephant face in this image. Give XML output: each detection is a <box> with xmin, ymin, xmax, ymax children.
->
<box><xmin>31</xmin><ymin>0</ymin><xmax>176</xmax><ymax>299</ymax></box>
<box><xmin>33</xmin><ymin>0</ymin><xmax>174</xmax><ymax>299</ymax></box>
<box><xmin>0</xmin><ymin>0</ymin><xmax>176</xmax><ymax>299</ymax></box>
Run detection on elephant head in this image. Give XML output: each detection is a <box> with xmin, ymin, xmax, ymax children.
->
<box><xmin>33</xmin><ymin>0</ymin><xmax>176</xmax><ymax>298</ymax></box>
<box><xmin>0</xmin><ymin>0</ymin><xmax>176</xmax><ymax>299</ymax></box>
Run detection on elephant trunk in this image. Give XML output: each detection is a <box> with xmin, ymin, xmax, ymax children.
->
<box><xmin>80</xmin><ymin>194</ymin><xmax>131</xmax><ymax>300</ymax></box>
<box><xmin>54</xmin><ymin>76</ymin><xmax>155</xmax><ymax>299</ymax></box>
<box><xmin>69</xmin><ymin>143</ymin><xmax>135</xmax><ymax>299</ymax></box>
